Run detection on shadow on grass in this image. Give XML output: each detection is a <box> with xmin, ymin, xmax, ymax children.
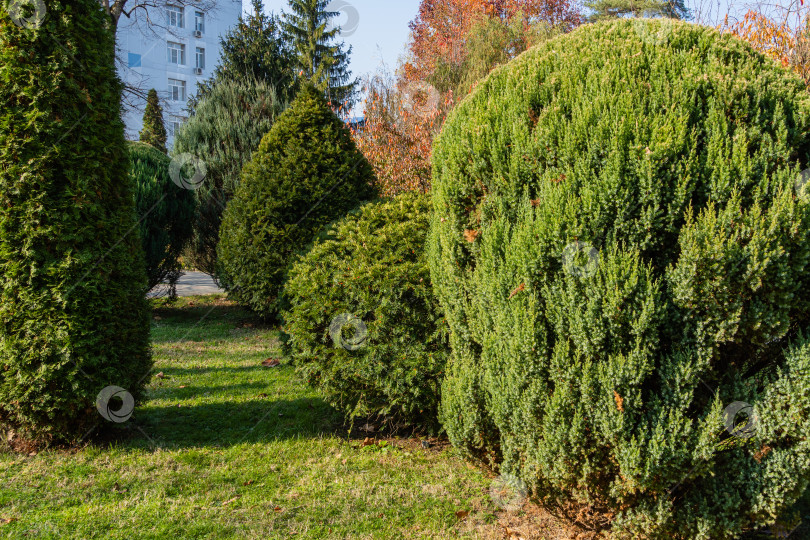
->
<box><xmin>111</xmin><ymin>396</ymin><xmax>343</xmax><ymax>450</ymax></box>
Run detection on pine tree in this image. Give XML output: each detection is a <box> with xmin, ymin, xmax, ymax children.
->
<box><xmin>0</xmin><ymin>0</ymin><xmax>152</xmax><ymax>444</ymax></box>
<box><xmin>282</xmin><ymin>0</ymin><xmax>358</xmax><ymax>112</ymax></box>
<box><xmin>193</xmin><ymin>0</ymin><xmax>297</xmax><ymax>110</ymax></box>
<box><xmin>585</xmin><ymin>0</ymin><xmax>689</xmax><ymax>20</ymax></box>
<box><xmin>139</xmin><ymin>89</ymin><xmax>167</xmax><ymax>153</ymax></box>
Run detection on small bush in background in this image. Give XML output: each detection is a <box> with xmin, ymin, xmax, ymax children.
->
<box><xmin>282</xmin><ymin>192</ymin><xmax>447</xmax><ymax>430</ymax></box>
<box><xmin>128</xmin><ymin>141</ymin><xmax>195</xmax><ymax>296</ymax></box>
<box><xmin>174</xmin><ymin>78</ymin><xmax>286</xmax><ymax>278</ymax></box>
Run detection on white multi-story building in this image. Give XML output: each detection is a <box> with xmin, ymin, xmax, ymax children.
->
<box><xmin>116</xmin><ymin>1</ymin><xmax>244</xmax><ymax>146</ymax></box>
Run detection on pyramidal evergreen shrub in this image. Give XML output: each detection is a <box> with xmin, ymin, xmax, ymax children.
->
<box><xmin>218</xmin><ymin>84</ymin><xmax>375</xmax><ymax>319</ymax></box>
<box><xmin>174</xmin><ymin>77</ymin><xmax>285</xmax><ymax>278</ymax></box>
<box><xmin>128</xmin><ymin>142</ymin><xmax>195</xmax><ymax>294</ymax></box>
<box><xmin>282</xmin><ymin>192</ymin><xmax>447</xmax><ymax>429</ymax></box>
<box><xmin>429</xmin><ymin>19</ymin><xmax>810</xmax><ymax>538</ymax></box>
<box><xmin>0</xmin><ymin>0</ymin><xmax>152</xmax><ymax>444</ymax></box>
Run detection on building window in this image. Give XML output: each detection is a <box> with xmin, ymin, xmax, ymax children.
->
<box><xmin>127</xmin><ymin>52</ymin><xmax>141</xmax><ymax>68</ymax></box>
<box><xmin>195</xmin><ymin>11</ymin><xmax>205</xmax><ymax>33</ymax></box>
<box><xmin>168</xmin><ymin>79</ymin><xmax>186</xmax><ymax>101</ymax></box>
<box><xmin>169</xmin><ymin>116</ymin><xmax>187</xmax><ymax>136</ymax></box>
<box><xmin>166</xmin><ymin>5</ymin><xmax>184</xmax><ymax>28</ymax></box>
<box><xmin>167</xmin><ymin>42</ymin><xmax>185</xmax><ymax>65</ymax></box>
<box><xmin>195</xmin><ymin>47</ymin><xmax>205</xmax><ymax>70</ymax></box>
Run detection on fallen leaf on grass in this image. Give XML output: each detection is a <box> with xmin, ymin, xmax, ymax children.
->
<box><xmin>361</xmin><ymin>437</ymin><xmax>375</xmax><ymax>447</ymax></box>
<box><xmin>273</xmin><ymin>506</ymin><xmax>282</xmax><ymax>512</ymax></box>
<box><xmin>243</xmin><ymin>480</ymin><xmax>254</xmax><ymax>486</ymax></box>
<box><xmin>155</xmin><ymin>372</ymin><xmax>166</xmax><ymax>379</ymax></box>
<box><xmin>222</xmin><ymin>496</ymin><xmax>241</xmax><ymax>505</ymax></box>
<box><xmin>505</xmin><ymin>527</ymin><xmax>525</xmax><ymax>539</ymax></box>
<box><xmin>455</xmin><ymin>510</ymin><xmax>469</xmax><ymax>520</ymax></box>
<box><xmin>0</xmin><ymin>518</ymin><xmax>17</xmax><ymax>525</ymax></box>
<box><xmin>261</xmin><ymin>358</ymin><xmax>281</xmax><ymax>368</ymax></box>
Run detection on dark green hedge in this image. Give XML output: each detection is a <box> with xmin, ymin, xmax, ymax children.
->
<box><xmin>0</xmin><ymin>1</ymin><xmax>152</xmax><ymax>444</ymax></box>
<box><xmin>430</xmin><ymin>19</ymin><xmax>810</xmax><ymax>538</ymax></box>
<box><xmin>129</xmin><ymin>141</ymin><xmax>195</xmax><ymax>294</ymax></box>
<box><xmin>282</xmin><ymin>192</ymin><xmax>447</xmax><ymax>429</ymax></box>
<box><xmin>218</xmin><ymin>84</ymin><xmax>375</xmax><ymax>319</ymax></box>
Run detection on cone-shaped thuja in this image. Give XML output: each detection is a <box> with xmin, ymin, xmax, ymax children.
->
<box><xmin>218</xmin><ymin>84</ymin><xmax>375</xmax><ymax>319</ymax></box>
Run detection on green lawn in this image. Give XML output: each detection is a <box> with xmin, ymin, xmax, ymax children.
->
<box><xmin>0</xmin><ymin>295</ymin><xmax>522</xmax><ymax>539</ymax></box>
<box><xmin>2</xmin><ymin>295</ymin><xmax>806</xmax><ymax>539</ymax></box>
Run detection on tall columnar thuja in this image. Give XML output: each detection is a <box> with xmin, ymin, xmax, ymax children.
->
<box><xmin>430</xmin><ymin>19</ymin><xmax>810</xmax><ymax>538</ymax></box>
<box><xmin>0</xmin><ymin>0</ymin><xmax>152</xmax><ymax>444</ymax></box>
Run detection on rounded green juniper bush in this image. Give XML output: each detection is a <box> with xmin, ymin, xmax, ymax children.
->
<box><xmin>218</xmin><ymin>83</ymin><xmax>376</xmax><ymax>320</ymax></box>
<box><xmin>282</xmin><ymin>192</ymin><xmax>448</xmax><ymax>430</ymax></box>
<box><xmin>430</xmin><ymin>19</ymin><xmax>810</xmax><ymax>538</ymax></box>
<box><xmin>0</xmin><ymin>0</ymin><xmax>152</xmax><ymax>445</ymax></box>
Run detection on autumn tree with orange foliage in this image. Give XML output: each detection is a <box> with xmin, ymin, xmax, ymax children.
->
<box><xmin>724</xmin><ymin>2</ymin><xmax>809</xmax><ymax>85</ymax></box>
<box><xmin>354</xmin><ymin>0</ymin><xmax>581</xmax><ymax>196</ymax></box>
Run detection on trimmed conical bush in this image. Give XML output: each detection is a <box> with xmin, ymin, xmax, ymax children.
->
<box><xmin>0</xmin><ymin>0</ymin><xmax>152</xmax><ymax>445</ymax></box>
<box><xmin>218</xmin><ymin>84</ymin><xmax>375</xmax><ymax>319</ymax></box>
<box><xmin>430</xmin><ymin>19</ymin><xmax>810</xmax><ymax>538</ymax></box>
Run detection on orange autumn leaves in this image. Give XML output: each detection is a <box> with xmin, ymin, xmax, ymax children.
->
<box><xmin>353</xmin><ymin>0</ymin><xmax>581</xmax><ymax>197</ymax></box>
<box><xmin>725</xmin><ymin>7</ymin><xmax>810</xmax><ymax>85</ymax></box>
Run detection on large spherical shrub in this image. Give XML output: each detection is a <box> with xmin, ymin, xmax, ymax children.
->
<box><xmin>0</xmin><ymin>0</ymin><xmax>152</xmax><ymax>444</ymax></box>
<box><xmin>218</xmin><ymin>84</ymin><xmax>376</xmax><ymax>319</ymax></box>
<box><xmin>430</xmin><ymin>19</ymin><xmax>810</xmax><ymax>538</ymax></box>
<box><xmin>129</xmin><ymin>142</ymin><xmax>195</xmax><ymax>295</ymax></box>
<box><xmin>282</xmin><ymin>192</ymin><xmax>447</xmax><ymax>429</ymax></box>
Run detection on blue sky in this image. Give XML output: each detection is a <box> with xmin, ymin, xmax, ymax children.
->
<box><xmin>260</xmin><ymin>0</ymin><xmax>423</xmax><ymax>85</ymax></box>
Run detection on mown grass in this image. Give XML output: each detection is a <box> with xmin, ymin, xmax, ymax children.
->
<box><xmin>0</xmin><ymin>295</ymin><xmax>509</xmax><ymax>539</ymax></box>
<box><xmin>1</xmin><ymin>295</ymin><xmax>807</xmax><ymax>539</ymax></box>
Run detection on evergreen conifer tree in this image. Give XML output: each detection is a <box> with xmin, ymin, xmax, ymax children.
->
<box><xmin>193</xmin><ymin>0</ymin><xmax>297</xmax><ymax>110</ymax></box>
<box><xmin>585</xmin><ymin>0</ymin><xmax>689</xmax><ymax>20</ymax></box>
<box><xmin>0</xmin><ymin>0</ymin><xmax>152</xmax><ymax>444</ymax></box>
<box><xmin>218</xmin><ymin>84</ymin><xmax>375</xmax><ymax>319</ymax></box>
<box><xmin>139</xmin><ymin>89</ymin><xmax>167</xmax><ymax>153</ymax></box>
<box><xmin>282</xmin><ymin>0</ymin><xmax>358</xmax><ymax>111</ymax></box>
